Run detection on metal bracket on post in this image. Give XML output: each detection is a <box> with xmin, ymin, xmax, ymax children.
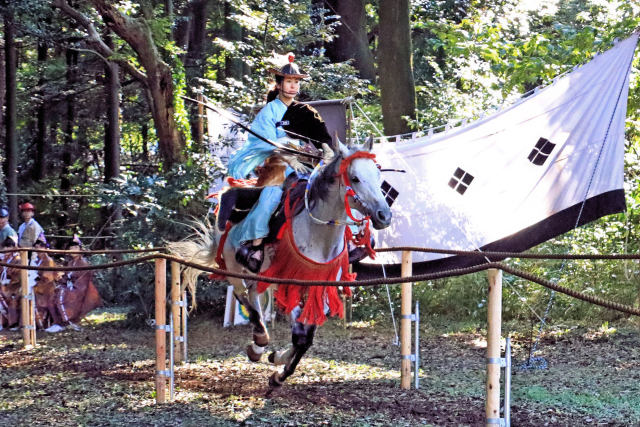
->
<box><xmin>156</xmin><ymin>370</ymin><xmax>171</xmax><ymax>377</ymax></box>
<box><xmin>172</xmin><ymin>301</ymin><xmax>186</xmax><ymax>307</ymax></box>
<box><xmin>486</xmin><ymin>337</ymin><xmax>512</xmax><ymax>427</ymax></box>
<box><xmin>155</xmin><ymin>324</ymin><xmax>171</xmax><ymax>332</ymax></box>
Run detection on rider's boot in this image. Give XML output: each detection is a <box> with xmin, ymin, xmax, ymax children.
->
<box><xmin>235</xmin><ymin>241</ymin><xmax>264</xmax><ymax>273</ymax></box>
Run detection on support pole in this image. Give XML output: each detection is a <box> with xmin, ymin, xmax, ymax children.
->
<box><xmin>171</xmin><ymin>261</ymin><xmax>182</xmax><ymax>363</ymax></box>
<box><xmin>486</xmin><ymin>269</ymin><xmax>503</xmax><ymax>425</ymax></box>
<box><xmin>20</xmin><ymin>250</ymin><xmax>32</xmax><ymax>348</ymax></box>
<box><xmin>155</xmin><ymin>258</ymin><xmax>167</xmax><ymax>404</ymax></box>
<box><xmin>400</xmin><ymin>250</ymin><xmax>412</xmax><ymax>389</ymax></box>
<box><xmin>197</xmin><ymin>88</ymin><xmax>204</xmax><ymax>147</ymax></box>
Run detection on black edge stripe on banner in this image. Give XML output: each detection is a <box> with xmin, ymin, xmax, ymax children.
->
<box><xmin>353</xmin><ymin>189</ymin><xmax>626</xmax><ymax>280</ymax></box>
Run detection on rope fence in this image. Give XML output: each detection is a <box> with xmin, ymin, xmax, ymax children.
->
<box><xmin>7</xmin><ymin>244</ymin><xmax>640</xmax><ymax>406</ymax></box>
<box><xmin>4</xmin><ymin>247</ymin><xmax>639</xmax><ymax>315</ymax></box>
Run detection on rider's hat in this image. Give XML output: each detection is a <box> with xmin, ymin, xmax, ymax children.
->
<box><xmin>19</xmin><ymin>202</ymin><xmax>35</xmax><ymax>212</ymax></box>
<box><xmin>65</xmin><ymin>234</ymin><xmax>83</xmax><ymax>249</ymax></box>
<box><xmin>2</xmin><ymin>235</ymin><xmax>17</xmax><ymax>248</ymax></box>
<box><xmin>269</xmin><ymin>53</ymin><xmax>309</xmax><ymax>79</ymax></box>
<box><xmin>0</xmin><ymin>207</ymin><xmax>8</xmax><ymax>218</ymax></box>
<box><xmin>34</xmin><ymin>233</ymin><xmax>48</xmax><ymax>248</ymax></box>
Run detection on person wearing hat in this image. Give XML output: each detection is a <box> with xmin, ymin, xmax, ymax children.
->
<box><xmin>0</xmin><ymin>207</ymin><xmax>17</xmax><ymax>246</ymax></box>
<box><xmin>226</xmin><ymin>53</ymin><xmax>334</xmax><ymax>272</ymax></box>
<box><xmin>17</xmin><ymin>202</ymin><xmax>45</xmax><ymax>248</ymax></box>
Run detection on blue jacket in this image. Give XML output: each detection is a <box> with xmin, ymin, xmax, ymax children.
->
<box><xmin>227</xmin><ymin>98</ymin><xmax>288</xmax><ymax>179</ymax></box>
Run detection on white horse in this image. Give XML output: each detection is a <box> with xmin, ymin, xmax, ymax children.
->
<box><xmin>172</xmin><ymin>139</ymin><xmax>392</xmax><ymax>387</ymax></box>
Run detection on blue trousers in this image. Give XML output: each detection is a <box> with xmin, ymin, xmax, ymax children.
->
<box><xmin>229</xmin><ymin>185</ymin><xmax>284</xmax><ymax>247</ymax></box>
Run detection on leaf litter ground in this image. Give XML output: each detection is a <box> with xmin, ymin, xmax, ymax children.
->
<box><xmin>1</xmin><ymin>308</ymin><xmax>639</xmax><ymax>426</ymax></box>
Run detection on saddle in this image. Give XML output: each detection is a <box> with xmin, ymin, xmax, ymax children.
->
<box><xmin>215</xmin><ymin>173</ymin><xmax>306</xmax><ymax>244</ymax></box>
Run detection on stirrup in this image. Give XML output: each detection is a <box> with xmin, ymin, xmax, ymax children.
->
<box><xmin>235</xmin><ymin>242</ymin><xmax>264</xmax><ymax>273</ymax></box>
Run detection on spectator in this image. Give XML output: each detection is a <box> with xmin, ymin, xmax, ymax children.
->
<box><xmin>0</xmin><ymin>207</ymin><xmax>17</xmax><ymax>245</ymax></box>
<box><xmin>18</xmin><ymin>202</ymin><xmax>45</xmax><ymax>248</ymax></box>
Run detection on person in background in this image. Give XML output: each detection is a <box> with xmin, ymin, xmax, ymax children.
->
<box><xmin>46</xmin><ymin>236</ymin><xmax>101</xmax><ymax>333</ymax></box>
<box><xmin>18</xmin><ymin>202</ymin><xmax>45</xmax><ymax>248</ymax></box>
<box><xmin>0</xmin><ymin>207</ymin><xmax>17</xmax><ymax>245</ymax></box>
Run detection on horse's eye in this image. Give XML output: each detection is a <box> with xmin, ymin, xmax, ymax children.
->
<box><xmin>351</xmin><ymin>176</ymin><xmax>360</xmax><ymax>184</ymax></box>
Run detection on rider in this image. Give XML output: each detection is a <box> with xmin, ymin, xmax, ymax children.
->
<box><xmin>0</xmin><ymin>207</ymin><xmax>17</xmax><ymax>245</ymax></box>
<box><xmin>227</xmin><ymin>54</ymin><xmax>333</xmax><ymax>272</ymax></box>
<box><xmin>18</xmin><ymin>202</ymin><xmax>45</xmax><ymax>248</ymax></box>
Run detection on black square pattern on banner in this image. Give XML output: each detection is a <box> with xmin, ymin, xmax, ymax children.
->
<box><xmin>381</xmin><ymin>180</ymin><xmax>399</xmax><ymax>207</ymax></box>
<box><xmin>448</xmin><ymin>168</ymin><xmax>474</xmax><ymax>195</ymax></box>
<box><xmin>528</xmin><ymin>137</ymin><xmax>556</xmax><ymax>166</ymax></box>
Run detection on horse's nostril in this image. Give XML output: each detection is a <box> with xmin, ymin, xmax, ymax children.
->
<box><xmin>376</xmin><ymin>209</ymin><xmax>391</xmax><ymax>223</ymax></box>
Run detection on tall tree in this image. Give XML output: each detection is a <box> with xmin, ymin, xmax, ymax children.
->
<box><xmin>103</xmin><ymin>32</ymin><xmax>120</xmax><ymax>182</ymax></box>
<box><xmin>33</xmin><ymin>41</ymin><xmax>48</xmax><ymax>181</ymax></box>
<box><xmin>378</xmin><ymin>0</ymin><xmax>415</xmax><ymax>135</ymax></box>
<box><xmin>4</xmin><ymin>8</ymin><xmax>17</xmax><ymax>222</ymax></box>
<box><xmin>53</xmin><ymin>0</ymin><xmax>186</xmax><ymax>168</ymax></box>
<box><xmin>324</xmin><ymin>0</ymin><xmax>375</xmax><ymax>81</ymax></box>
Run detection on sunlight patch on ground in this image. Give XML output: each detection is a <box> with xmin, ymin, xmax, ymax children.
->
<box><xmin>83</xmin><ymin>307</ymin><xmax>131</xmax><ymax>325</ymax></box>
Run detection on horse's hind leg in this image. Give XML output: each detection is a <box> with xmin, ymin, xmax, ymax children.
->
<box><xmin>231</xmin><ymin>279</ymin><xmax>269</xmax><ymax>362</ymax></box>
<box><xmin>269</xmin><ymin>310</ymin><xmax>317</xmax><ymax>387</ymax></box>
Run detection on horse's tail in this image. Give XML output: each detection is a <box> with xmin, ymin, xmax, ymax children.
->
<box><xmin>167</xmin><ymin>220</ymin><xmax>220</xmax><ymax>311</ymax></box>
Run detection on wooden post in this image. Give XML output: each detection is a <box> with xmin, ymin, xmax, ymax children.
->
<box><xmin>400</xmin><ymin>250</ymin><xmax>413</xmax><ymax>389</ymax></box>
<box><xmin>20</xmin><ymin>250</ymin><xmax>31</xmax><ymax>348</ymax></box>
<box><xmin>171</xmin><ymin>261</ymin><xmax>182</xmax><ymax>363</ymax></box>
<box><xmin>486</xmin><ymin>269</ymin><xmax>503</xmax><ymax>425</ymax></box>
<box><xmin>155</xmin><ymin>258</ymin><xmax>167</xmax><ymax>404</ymax></box>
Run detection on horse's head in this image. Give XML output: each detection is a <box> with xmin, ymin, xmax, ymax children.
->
<box><xmin>320</xmin><ymin>138</ymin><xmax>392</xmax><ymax>230</ymax></box>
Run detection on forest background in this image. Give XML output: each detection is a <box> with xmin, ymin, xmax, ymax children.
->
<box><xmin>1</xmin><ymin>0</ymin><xmax>639</xmax><ymax>326</ymax></box>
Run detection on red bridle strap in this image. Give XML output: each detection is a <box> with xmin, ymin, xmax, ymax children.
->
<box><xmin>338</xmin><ymin>151</ymin><xmax>377</xmax><ymax>259</ymax></box>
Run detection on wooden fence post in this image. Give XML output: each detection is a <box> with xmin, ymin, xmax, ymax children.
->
<box><xmin>171</xmin><ymin>261</ymin><xmax>182</xmax><ymax>363</ymax></box>
<box><xmin>20</xmin><ymin>250</ymin><xmax>32</xmax><ymax>348</ymax></box>
<box><xmin>400</xmin><ymin>250</ymin><xmax>413</xmax><ymax>389</ymax></box>
<box><xmin>155</xmin><ymin>258</ymin><xmax>167</xmax><ymax>404</ymax></box>
<box><xmin>486</xmin><ymin>268</ymin><xmax>503</xmax><ymax>425</ymax></box>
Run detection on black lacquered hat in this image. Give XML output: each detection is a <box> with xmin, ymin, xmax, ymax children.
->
<box><xmin>269</xmin><ymin>53</ymin><xmax>309</xmax><ymax>79</ymax></box>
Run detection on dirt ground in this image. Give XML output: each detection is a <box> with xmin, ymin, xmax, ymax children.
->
<box><xmin>1</xmin><ymin>308</ymin><xmax>639</xmax><ymax>426</ymax></box>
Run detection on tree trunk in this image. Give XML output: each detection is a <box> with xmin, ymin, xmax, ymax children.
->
<box><xmin>4</xmin><ymin>11</ymin><xmax>17</xmax><ymax>224</ymax></box>
<box><xmin>34</xmin><ymin>42</ymin><xmax>48</xmax><ymax>181</ymax></box>
<box><xmin>224</xmin><ymin>1</ymin><xmax>243</xmax><ymax>81</ymax></box>
<box><xmin>104</xmin><ymin>33</ymin><xmax>121</xmax><ymax>182</ymax></box>
<box><xmin>378</xmin><ymin>0</ymin><xmax>416</xmax><ymax>136</ymax></box>
<box><xmin>54</xmin><ymin>0</ymin><xmax>186</xmax><ymax>168</ymax></box>
<box><xmin>324</xmin><ymin>0</ymin><xmax>376</xmax><ymax>81</ymax></box>
<box><xmin>60</xmin><ymin>48</ymin><xmax>77</xmax><ymax>229</ymax></box>
<box><xmin>186</xmin><ymin>0</ymin><xmax>209</xmax><ymax>147</ymax></box>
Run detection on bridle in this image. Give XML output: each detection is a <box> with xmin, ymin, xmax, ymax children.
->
<box><xmin>304</xmin><ymin>151</ymin><xmax>377</xmax><ymax>227</ymax></box>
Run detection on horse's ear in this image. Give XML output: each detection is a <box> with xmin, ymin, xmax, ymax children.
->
<box><xmin>337</xmin><ymin>140</ymin><xmax>351</xmax><ymax>158</ymax></box>
<box><xmin>364</xmin><ymin>135</ymin><xmax>374</xmax><ymax>152</ymax></box>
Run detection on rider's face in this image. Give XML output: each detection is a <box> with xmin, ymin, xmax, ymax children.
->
<box><xmin>0</xmin><ymin>217</ymin><xmax>7</xmax><ymax>228</ymax></box>
<box><xmin>278</xmin><ymin>77</ymin><xmax>301</xmax><ymax>101</ymax></box>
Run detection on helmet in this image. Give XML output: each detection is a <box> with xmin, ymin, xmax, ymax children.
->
<box><xmin>269</xmin><ymin>53</ymin><xmax>308</xmax><ymax>79</ymax></box>
<box><xmin>65</xmin><ymin>234</ymin><xmax>83</xmax><ymax>249</ymax></box>
<box><xmin>19</xmin><ymin>202</ymin><xmax>35</xmax><ymax>212</ymax></box>
<box><xmin>0</xmin><ymin>207</ymin><xmax>8</xmax><ymax>218</ymax></box>
<box><xmin>34</xmin><ymin>233</ymin><xmax>48</xmax><ymax>248</ymax></box>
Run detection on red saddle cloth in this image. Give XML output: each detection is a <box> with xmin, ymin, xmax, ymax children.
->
<box><xmin>256</xmin><ymin>191</ymin><xmax>355</xmax><ymax>326</ymax></box>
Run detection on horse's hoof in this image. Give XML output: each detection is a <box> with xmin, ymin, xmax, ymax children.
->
<box><xmin>246</xmin><ymin>344</ymin><xmax>263</xmax><ymax>362</ymax></box>
<box><xmin>267</xmin><ymin>351</ymin><xmax>275</xmax><ymax>364</ymax></box>
<box><xmin>253</xmin><ymin>331</ymin><xmax>270</xmax><ymax>347</ymax></box>
<box><xmin>268</xmin><ymin>372</ymin><xmax>283</xmax><ymax>388</ymax></box>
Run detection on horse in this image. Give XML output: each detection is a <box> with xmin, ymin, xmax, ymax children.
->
<box><xmin>0</xmin><ymin>251</ymin><xmax>23</xmax><ymax>329</ymax></box>
<box><xmin>171</xmin><ymin>139</ymin><xmax>392</xmax><ymax>387</ymax></box>
<box><xmin>31</xmin><ymin>252</ymin><xmax>62</xmax><ymax>329</ymax></box>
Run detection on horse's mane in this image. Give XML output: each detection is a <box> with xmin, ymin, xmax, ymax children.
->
<box><xmin>309</xmin><ymin>147</ymin><xmax>359</xmax><ymax>204</ymax></box>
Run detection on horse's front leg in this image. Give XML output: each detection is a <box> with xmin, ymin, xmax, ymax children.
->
<box><xmin>229</xmin><ymin>277</ymin><xmax>270</xmax><ymax>362</ymax></box>
<box><xmin>268</xmin><ymin>307</ymin><xmax>317</xmax><ymax>387</ymax></box>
